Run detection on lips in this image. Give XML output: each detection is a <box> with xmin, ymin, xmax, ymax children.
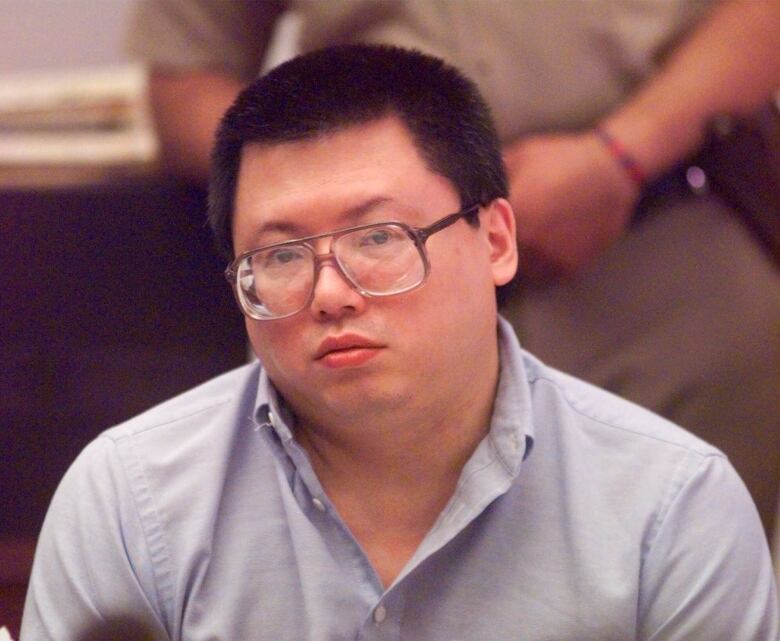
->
<box><xmin>314</xmin><ymin>333</ymin><xmax>384</xmax><ymax>367</ymax></box>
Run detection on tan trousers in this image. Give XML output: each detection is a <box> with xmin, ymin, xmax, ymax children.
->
<box><xmin>503</xmin><ymin>194</ymin><xmax>780</xmax><ymax>539</ymax></box>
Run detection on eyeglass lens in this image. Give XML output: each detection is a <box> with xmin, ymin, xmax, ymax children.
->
<box><xmin>238</xmin><ymin>223</ymin><xmax>426</xmax><ymax>318</ymax></box>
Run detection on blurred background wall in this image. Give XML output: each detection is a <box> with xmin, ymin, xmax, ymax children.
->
<box><xmin>0</xmin><ymin>0</ymin><xmax>132</xmax><ymax>73</ymax></box>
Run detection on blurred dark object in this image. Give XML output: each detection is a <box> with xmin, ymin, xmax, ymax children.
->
<box><xmin>696</xmin><ymin>104</ymin><xmax>780</xmax><ymax>267</ymax></box>
<box><xmin>0</xmin><ymin>538</ymin><xmax>35</xmax><ymax>640</ymax></box>
<box><xmin>74</xmin><ymin>615</ymin><xmax>161</xmax><ymax>641</ymax></box>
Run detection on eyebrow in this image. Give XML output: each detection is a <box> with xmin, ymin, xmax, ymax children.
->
<box><xmin>251</xmin><ymin>196</ymin><xmax>399</xmax><ymax>244</ymax></box>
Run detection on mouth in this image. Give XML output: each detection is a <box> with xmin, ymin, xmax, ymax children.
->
<box><xmin>314</xmin><ymin>334</ymin><xmax>384</xmax><ymax>368</ymax></box>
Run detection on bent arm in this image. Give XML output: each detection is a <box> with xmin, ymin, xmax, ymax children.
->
<box><xmin>126</xmin><ymin>0</ymin><xmax>287</xmax><ymax>182</ymax></box>
<box><xmin>603</xmin><ymin>0</ymin><xmax>780</xmax><ymax>179</ymax></box>
<box><xmin>149</xmin><ymin>71</ymin><xmax>245</xmax><ymax>182</ymax></box>
<box><xmin>503</xmin><ymin>0</ymin><xmax>780</xmax><ymax>278</ymax></box>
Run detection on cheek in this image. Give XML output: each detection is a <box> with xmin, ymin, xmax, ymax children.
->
<box><xmin>245</xmin><ymin>320</ymin><xmax>301</xmax><ymax>374</ymax></box>
<box><xmin>428</xmin><ymin>239</ymin><xmax>492</xmax><ymax>298</ymax></box>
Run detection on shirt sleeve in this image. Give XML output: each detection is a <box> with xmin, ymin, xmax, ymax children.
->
<box><xmin>20</xmin><ymin>437</ymin><xmax>170</xmax><ymax>641</ymax></box>
<box><xmin>124</xmin><ymin>0</ymin><xmax>287</xmax><ymax>80</ymax></box>
<box><xmin>638</xmin><ymin>452</ymin><xmax>779</xmax><ymax>641</ymax></box>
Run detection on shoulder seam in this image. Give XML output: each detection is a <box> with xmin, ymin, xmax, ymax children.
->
<box><xmin>648</xmin><ymin>453</ymin><xmax>711</xmax><ymax>558</ymax></box>
<box><xmin>527</xmin><ymin>374</ymin><xmax>723</xmax><ymax>458</ymax></box>
<box><xmin>102</xmin><ymin>394</ymin><xmax>237</xmax><ymax>443</ymax></box>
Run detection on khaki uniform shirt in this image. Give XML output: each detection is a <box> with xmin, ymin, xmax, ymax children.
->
<box><xmin>126</xmin><ymin>0</ymin><xmax>711</xmax><ymax>142</ymax></box>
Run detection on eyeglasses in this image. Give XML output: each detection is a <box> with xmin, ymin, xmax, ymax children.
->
<box><xmin>225</xmin><ymin>204</ymin><xmax>480</xmax><ymax>320</ymax></box>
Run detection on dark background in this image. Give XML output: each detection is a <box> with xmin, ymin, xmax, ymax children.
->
<box><xmin>0</xmin><ymin>177</ymin><xmax>247</xmax><ymax>634</ymax></box>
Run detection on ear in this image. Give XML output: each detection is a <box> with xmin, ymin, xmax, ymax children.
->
<box><xmin>482</xmin><ymin>198</ymin><xmax>518</xmax><ymax>286</ymax></box>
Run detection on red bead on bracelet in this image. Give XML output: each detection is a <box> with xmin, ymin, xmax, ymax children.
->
<box><xmin>594</xmin><ymin>127</ymin><xmax>647</xmax><ymax>187</ymax></box>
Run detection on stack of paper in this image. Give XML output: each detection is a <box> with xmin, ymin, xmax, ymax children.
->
<box><xmin>0</xmin><ymin>64</ymin><xmax>158</xmax><ymax>170</ymax></box>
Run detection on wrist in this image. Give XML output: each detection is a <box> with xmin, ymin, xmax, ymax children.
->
<box><xmin>593</xmin><ymin>126</ymin><xmax>648</xmax><ymax>189</ymax></box>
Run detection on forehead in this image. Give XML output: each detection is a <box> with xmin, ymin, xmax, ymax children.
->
<box><xmin>232</xmin><ymin>117</ymin><xmax>459</xmax><ymax>250</ymax></box>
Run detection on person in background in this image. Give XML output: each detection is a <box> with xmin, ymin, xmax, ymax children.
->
<box><xmin>22</xmin><ymin>44</ymin><xmax>778</xmax><ymax>640</ymax></box>
<box><xmin>126</xmin><ymin>0</ymin><xmax>780</xmax><ymax>538</ymax></box>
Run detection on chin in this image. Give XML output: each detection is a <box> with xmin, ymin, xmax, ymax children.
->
<box><xmin>322</xmin><ymin>377</ymin><xmax>409</xmax><ymax>414</ymax></box>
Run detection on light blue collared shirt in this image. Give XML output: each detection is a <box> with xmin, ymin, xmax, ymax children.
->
<box><xmin>22</xmin><ymin>318</ymin><xmax>778</xmax><ymax>640</ymax></box>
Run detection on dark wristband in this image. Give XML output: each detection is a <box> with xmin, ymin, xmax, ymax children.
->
<box><xmin>594</xmin><ymin>127</ymin><xmax>647</xmax><ymax>187</ymax></box>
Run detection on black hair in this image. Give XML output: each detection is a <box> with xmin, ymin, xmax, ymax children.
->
<box><xmin>208</xmin><ymin>43</ymin><xmax>508</xmax><ymax>258</ymax></box>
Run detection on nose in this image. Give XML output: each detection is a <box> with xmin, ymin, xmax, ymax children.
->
<box><xmin>308</xmin><ymin>256</ymin><xmax>367</xmax><ymax>320</ymax></box>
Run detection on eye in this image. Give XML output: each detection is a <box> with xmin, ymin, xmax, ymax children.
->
<box><xmin>262</xmin><ymin>247</ymin><xmax>305</xmax><ymax>268</ymax></box>
<box><xmin>359</xmin><ymin>228</ymin><xmax>395</xmax><ymax>247</ymax></box>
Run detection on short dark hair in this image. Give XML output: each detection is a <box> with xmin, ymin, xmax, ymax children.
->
<box><xmin>208</xmin><ymin>43</ymin><xmax>508</xmax><ymax>258</ymax></box>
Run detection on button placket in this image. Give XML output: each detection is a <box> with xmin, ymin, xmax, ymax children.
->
<box><xmin>356</xmin><ymin>588</ymin><xmax>404</xmax><ymax>641</ymax></box>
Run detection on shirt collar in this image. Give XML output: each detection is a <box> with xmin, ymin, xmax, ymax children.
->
<box><xmin>253</xmin><ymin>368</ymin><xmax>295</xmax><ymax>442</ymax></box>
<box><xmin>491</xmin><ymin>315</ymin><xmax>535</xmax><ymax>471</ymax></box>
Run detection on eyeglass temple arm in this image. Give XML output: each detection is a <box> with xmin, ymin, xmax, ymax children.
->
<box><xmin>416</xmin><ymin>204</ymin><xmax>481</xmax><ymax>243</ymax></box>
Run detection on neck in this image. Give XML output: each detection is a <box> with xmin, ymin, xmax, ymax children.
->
<box><xmin>292</xmin><ymin>347</ymin><xmax>499</xmax><ymax>578</ymax></box>
<box><xmin>294</xmin><ymin>348</ymin><xmax>499</xmax><ymax>498</ymax></box>
<box><xmin>295</xmin><ymin>367</ymin><xmax>498</xmax><ymax>588</ymax></box>
<box><xmin>298</xmin><ymin>399</ymin><xmax>492</xmax><ymax>497</ymax></box>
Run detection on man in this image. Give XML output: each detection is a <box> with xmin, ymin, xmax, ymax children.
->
<box><xmin>22</xmin><ymin>45</ymin><xmax>777</xmax><ymax>640</ymax></box>
<box><xmin>126</xmin><ymin>0</ymin><xmax>780</xmax><ymax>537</ymax></box>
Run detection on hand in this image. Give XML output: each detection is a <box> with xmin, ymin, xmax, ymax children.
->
<box><xmin>503</xmin><ymin>131</ymin><xmax>641</xmax><ymax>284</ymax></box>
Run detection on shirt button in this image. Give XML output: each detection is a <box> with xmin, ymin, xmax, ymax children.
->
<box><xmin>373</xmin><ymin>604</ymin><xmax>387</xmax><ymax>623</ymax></box>
<box><xmin>312</xmin><ymin>497</ymin><xmax>326</xmax><ymax>512</ymax></box>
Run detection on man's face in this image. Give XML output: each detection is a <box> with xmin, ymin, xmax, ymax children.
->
<box><xmin>232</xmin><ymin>116</ymin><xmax>516</xmax><ymax>426</ymax></box>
